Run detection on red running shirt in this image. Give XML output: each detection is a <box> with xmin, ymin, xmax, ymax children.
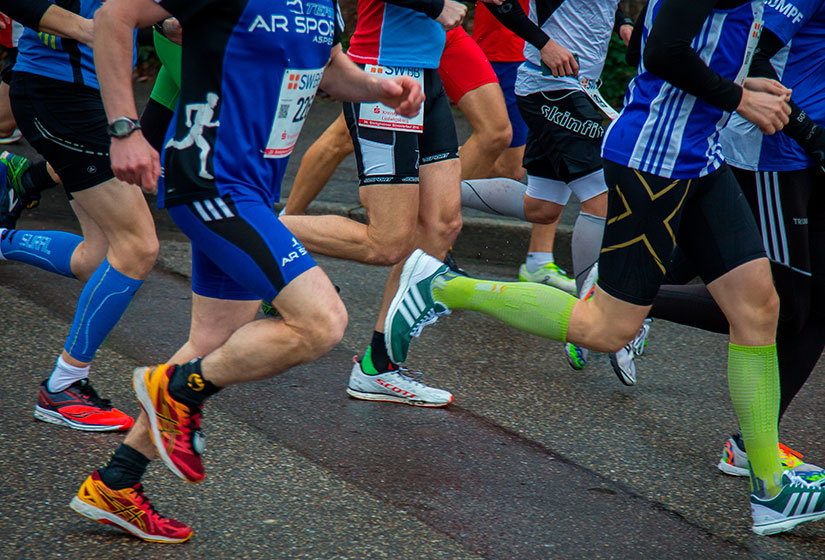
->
<box><xmin>472</xmin><ymin>0</ymin><xmax>529</xmax><ymax>62</ymax></box>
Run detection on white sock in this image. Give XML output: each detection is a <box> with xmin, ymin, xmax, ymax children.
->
<box><xmin>47</xmin><ymin>355</ymin><xmax>90</xmax><ymax>393</ymax></box>
<box><xmin>526</xmin><ymin>252</ymin><xmax>554</xmax><ymax>273</ymax></box>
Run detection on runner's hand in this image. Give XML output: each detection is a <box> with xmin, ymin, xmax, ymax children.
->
<box><xmin>436</xmin><ymin>0</ymin><xmax>467</xmax><ymax>30</ymax></box>
<box><xmin>161</xmin><ymin>17</ymin><xmax>182</xmax><ymax>45</ymax></box>
<box><xmin>736</xmin><ymin>88</ymin><xmax>791</xmax><ymax>135</ymax></box>
<box><xmin>539</xmin><ymin>40</ymin><xmax>578</xmax><ymax>78</ymax></box>
<box><xmin>378</xmin><ymin>76</ymin><xmax>425</xmax><ymax>118</ymax></box>
<box><xmin>744</xmin><ymin>77</ymin><xmax>791</xmax><ymax>100</ymax></box>
<box><xmin>110</xmin><ymin>133</ymin><xmax>161</xmax><ymax>193</ymax></box>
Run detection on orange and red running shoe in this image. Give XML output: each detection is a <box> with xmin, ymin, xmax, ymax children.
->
<box><xmin>70</xmin><ymin>470</ymin><xmax>192</xmax><ymax>543</ymax></box>
<box><xmin>34</xmin><ymin>379</ymin><xmax>133</xmax><ymax>432</ymax></box>
<box><xmin>133</xmin><ymin>364</ymin><xmax>205</xmax><ymax>483</ymax></box>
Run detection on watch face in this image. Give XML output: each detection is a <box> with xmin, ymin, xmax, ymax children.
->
<box><xmin>110</xmin><ymin>118</ymin><xmax>137</xmax><ymax>137</ymax></box>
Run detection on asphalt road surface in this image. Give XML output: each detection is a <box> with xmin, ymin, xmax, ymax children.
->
<box><xmin>1</xmin><ymin>97</ymin><xmax>823</xmax><ymax>560</ymax></box>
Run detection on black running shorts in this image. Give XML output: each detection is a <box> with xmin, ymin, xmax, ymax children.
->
<box><xmin>517</xmin><ymin>89</ymin><xmax>605</xmax><ymax>183</ymax></box>
<box><xmin>10</xmin><ymin>72</ymin><xmax>115</xmax><ymax>193</ymax></box>
<box><xmin>343</xmin><ymin>68</ymin><xmax>459</xmax><ymax>186</ymax></box>
<box><xmin>598</xmin><ymin>161</ymin><xmax>766</xmax><ymax>306</ymax></box>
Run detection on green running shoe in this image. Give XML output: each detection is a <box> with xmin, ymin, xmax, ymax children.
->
<box><xmin>564</xmin><ymin>263</ymin><xmax>598</xmax><ymax>370</ymax></box>
<box><xmin>751</xmin><ymin>471</ymin><xmax>825</xmax><ymax>535</ymax></box>
<box><xmin>0</xmin><ymin>151</ymin><xmax>36</xmax><ymax>229</ymax></box>
<box><xmin>384</xmin><ymin>249</ymin><xmax>451</xmax><ymax>364</ymax></box>
<box><xmin>518</xmin><ymin>261</ymin><xmax>576</xmax><ymax>294</ymax></box>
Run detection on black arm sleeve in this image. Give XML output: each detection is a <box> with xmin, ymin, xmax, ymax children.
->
<box><xmin>625</xmin><ymin>2</ymin><xmax>647</xmax><ymax>67</ymax></box>
<box><xmin>749</xmin><ymin>27</ymin><xmax>825</xmax><ymax>163</ymax></box>
<box><xmin>483</xmin><ymin>0</ymin><xmax>549</xmax><ymax>51</ymax></box>
<box><xmin>383</xmin><ymin>0</ymin><xmax>445</xmax><ymax>19</ymax></box>
<box><xmin>0</xmin><ymin>0</ymin><xmax>52</xmax><ymax>30</ymax></box>
<box><xmin>643</xmin><ymin>0</ymin><xmax>744</xmax><ymax>113</ymax></box>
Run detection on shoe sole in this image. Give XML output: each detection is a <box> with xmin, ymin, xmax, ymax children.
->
<box><xmin>133</xmin><ymin>367</ymin><xmax>199</xmax><ymax>484</ymax></box>
<box><xmin>384</xmin><ymin>250</ymin><xmax>427</xmax><ymax>364</ymax></box>
<box><xmin>717</xmin><ymin>459</ymin><xmax>749</xmax><ymax>477</ymax></box>
<box><xmin>752</xmin><ymin>510</ymin><xmax>825</xmax><ymax>536</ymax></box>
<box><xmin>69</xmin><ymin>496</ymin><xmax>192</xmax><ymax>543</ymax></box>
<box><xmin>608</xmin><ymin>354</ymin><xmax>636</xmax><ymax>386</ymax></box>
<box><xmin>346</xmin><ymin>387</ymin><xmax>453</xmax><ymax>407</ymax></box>
<box><xmin>33</xmin><ymin>405</ymin><xmax>132</xmax><ymax>432</ymax></box>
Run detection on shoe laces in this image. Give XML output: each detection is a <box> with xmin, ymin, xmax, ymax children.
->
<box><xmin>410</xmin><ymin>307</ymin><xmax>451</xmax><ymax>338</ymax></box>
<box><xmin>784</xmin><ymin>470</ymin><xmax>816</xmax><ymax>489</ymax></box>
<box><xmin>630</xmin><ymin>322</ymin><xmax>651</xmax><ymax>356</ymax></box>
<box><xmin>132</xmin><ymin>483</ymin><xmax>164</xmax><ymax>517</ymax></box>
<box><xmin>392</xmin><ymin>367</ymin><xmax>428</xmax><ymax>388</ymax></box>
<box><xmin>75</xmin><ymin>380</ymin><xmax>114</xmax><ymax>410</ymax></box>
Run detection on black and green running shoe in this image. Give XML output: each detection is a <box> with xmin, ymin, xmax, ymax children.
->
<box><xmin>0</xmin><ymin>151</ymin><xmax>37</xmax><ymax>229</ymax></box>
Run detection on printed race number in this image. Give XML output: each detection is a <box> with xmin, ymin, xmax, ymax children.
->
<box><xmin>265</xmin><ymin>68</ymin><xmax>325</xmax><ymax>158</ymax></box>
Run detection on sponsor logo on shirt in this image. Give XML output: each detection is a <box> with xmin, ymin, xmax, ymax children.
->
<box><xmin>765</xmin><ymin>0</ymin><xmax>805</xmax><ymax>24</ymax></box>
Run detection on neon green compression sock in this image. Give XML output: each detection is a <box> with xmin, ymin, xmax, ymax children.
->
<box><xmin>431</xmin><ymin>273</ymin><xmax>577</xmax><ymax>342</ymax></box>
<box><xmin>727</xmin><ymin>343</ymin><xmax>783</xmax><ymax>498</ymax></box>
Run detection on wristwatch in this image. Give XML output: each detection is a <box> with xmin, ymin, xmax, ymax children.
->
<box><xmin>107</xmin><ymin>117</ymin><xmax>141</xmax><ymax>138</ymax></box>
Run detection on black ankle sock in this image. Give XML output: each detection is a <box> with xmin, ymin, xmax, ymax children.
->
<box><xmin>368</xmin><ymin>331</ymin><xmax>393</xmax><ymax>371</ymax></box>
<box><xmin>28</xmin><ymin>160</ymin><xmax>59</xmax><ymax>194</ymax></box>
<box><xmin>99</xmin><ymin>444</ymin><xmax>151</xmax><ymax>490</ymax></box>
<box><xmin>167</xmin><ymin>359</ymin><xmax>222</xmax><ymax>407</ymax></box>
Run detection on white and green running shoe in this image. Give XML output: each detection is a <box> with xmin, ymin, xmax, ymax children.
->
<box><xmin>564</xmin><ymin>263</ymin><xmax>598</xmax><ymax>370</ymax></box>
<box><xmin>518</xmin><ymin>261</ymin><xmax>576</xmax><ymax>294</ymax></box>
<box><xmin>751</xmin><ymin>471</ymin><xmax>825</xmax><ymax>535</ymax></box>
<box><xmin>385</xmin><ymin>249</ymin><xmax>451</xmax><ymax>364</ymax></box>
<box><xmin>608</xmin><ymin>318</ymin><xmax>652</xmax><ymax>386</ymax></box>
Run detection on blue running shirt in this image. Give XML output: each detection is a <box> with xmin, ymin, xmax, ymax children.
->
<box><xmin>602</xmin><ymin>0</ymin><xmax>763</xmax><ymax>179</ymax></box>
<box><xmin>723</xmin><ymin>0</ymin><xmax>825</xmax><ymax>171</ymax></box>
<box><xmin>15</xmin><ymin>1</ymin><xmax>136</xmax><ymax>89</ymax></box>
<box><xmin>154</xmin><ymin>0</ymin><xmax>341</xmax><ymax>208</ymax></box>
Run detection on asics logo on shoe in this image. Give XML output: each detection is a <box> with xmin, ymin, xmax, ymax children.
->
<box><xmin>187</xmin><ymin>373</ymin><xmax>206</xmax><ymax>391</ymax></box>
<box><xmin>376</xmin><ymin>377</ymin><xmax>417</xmax><ymax>398</ymax></box>
<box><xmin>7</xmin><ymin>189</ymin><xmax>16</xmax><ymax>211</ymax></box>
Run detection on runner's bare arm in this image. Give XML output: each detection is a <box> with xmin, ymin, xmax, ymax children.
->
<box><xmin>94</xmin><ymin>0</ymin><xmax>171</xmax><ymax>191</ymax></box>
<box><xmin>320</xmin><ymin>44</ymin><xmax>425</xmax><ymax>118</ymax></box>
<box><xmin>0</xmin><ymin>1</ymin><xmax>93</xmax><ymax>46</ymax></box>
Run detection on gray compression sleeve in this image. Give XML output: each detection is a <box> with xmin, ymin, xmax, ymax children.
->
<box><xmin>460</xmin><ymin>179</ymin><xmax>527</xmax><ymax>221</ymax></box>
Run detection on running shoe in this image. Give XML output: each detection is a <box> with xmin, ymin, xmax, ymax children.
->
<box><xmin>133</xmin><ymin>365</ymin><xmax>205</xmax><ymax>483</ymax></box>
<box><xmin>443</xmin><ymin>249</ymin><xmax>468</xmax><ymax>276</ymax></box>
<box><xmin>346</xmin><ymin>356</ymin><xmax>453</xmax><ymax>407</ymax></box>
<box><xmin>0</xmin><ymin>151</ymin><xmax>37</xmax><ymax>229</ymax></box>
<box><xmin>34</xmin><ymin>379</ymin><xmax>133</xmax><ymax>432</ymax></box>
<box><xmin>751</xmin><ymin>471</ymin><xmax>825</xmax><ymax>535</ymax></box>
<box><xmin>564</xmin><ymin>264</ymin><xmax>598</xmax><ymax>370</ymax></box>
<box><xmin>608</xmin><ymin>318</ymin><xmax>652</xmax><ymax>386</ymax></box>
<box><xmin>384</xmin><ymin>249</ymin><xmax>451</xmax><ymax>364</ymax></box>
<box><xmin>518</xmin><ymin>261</ymin><xmax>576</xmax><ymax>294</ymax></box>
<box><xmin>718</xmin><ymin>433</ymin><xmax>825</xmax><ymax>486</ymax></box>
<box><xmin>0</xmin><ymin>129</ymin><xmax>22</xmax><ymax>144</ymax></box>
<box><xmin>70</xmin><ymin>470</ymin><xmax>193</xmax><ymax>543</ymax></box>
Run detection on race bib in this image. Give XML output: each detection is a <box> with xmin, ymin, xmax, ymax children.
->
<box><xmin>580</xmin><ymin>77</ymin><xmax>619</xmax><ymax>121</ymax></box>
<box><xmin>358</xmin><ymin>64</ymin><xmax>424</xmax><ymax>133</ymax></box>
<box><xmin>265</xmin><ymin>68</ymin><xmax>325</xmax><ymax>158</ymax></box>
<box><xmin>734</xmin><ymin>17</ymin><xmax>764</xmax><ymax>86</ymax></box>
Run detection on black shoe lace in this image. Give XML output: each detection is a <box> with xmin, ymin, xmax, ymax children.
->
<box><xmin>75</xmin><ymin>379</ymin><xmax>113</xmax><ymax>410</ymax></box>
